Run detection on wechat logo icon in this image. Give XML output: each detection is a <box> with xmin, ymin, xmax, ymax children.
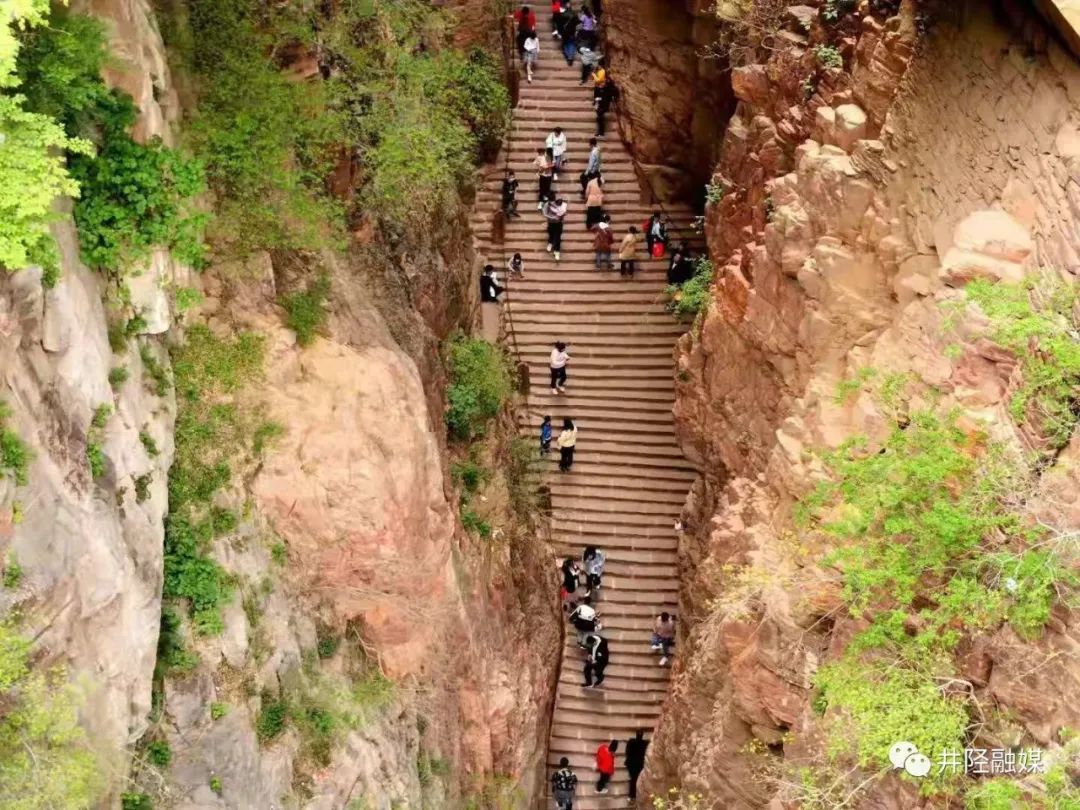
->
<box><xmin>889</xmin><ymin>741</ymin><xmax>932</xmax><ymax>778</ymax></box>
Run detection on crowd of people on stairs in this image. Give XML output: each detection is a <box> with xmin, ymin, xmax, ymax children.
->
<box><xmin>553</xmin><ymin>546</ymin><xmax>676</xmax><ymax>806</ymax></box>
<box><xmin>479</xmin><ymin>14</ymin><xmax>686</xmax><ymax>804</ymax></box>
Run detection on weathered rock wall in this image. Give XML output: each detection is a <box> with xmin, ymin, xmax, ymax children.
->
<box><xmin>2</xmin><ymin>1</ymin><xmax>558</xmax><ymax>806</ymax></box>
<box><xmin>649</xmin><ymin>1</ymin><xmax>1080</xmax><ymax>805</ymax></box>
<box><xmin>603</xmin><ymin>0</ymin><xmax>737</xmax><ymax>200</ymax></box>
<box><xmin>0</xmin><ymin>0</ymin><xmax>185</xmax><ymax>759</ymax></box>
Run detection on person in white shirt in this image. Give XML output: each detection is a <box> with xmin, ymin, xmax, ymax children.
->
<box><xmin>545</xmin><ymin>126</ymin><xmax>568</xmax><ymax>180</ymax></box>
<box><xmin>550</xmin><ymin>341</ymin><xmax>569</xmax><ymax>394</ymax></box>
<box><xmin>523</xmin><ymin>30</ymin><xmax>540</xmax><ymax>83</ymax></box>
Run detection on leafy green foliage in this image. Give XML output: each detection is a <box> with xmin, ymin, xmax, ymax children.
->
<box><xmin>163</xmin><ymin>325</ymin><xmax>265</xmax><ymax>635</ymax></box>
<box><xmin>139</xmin><ymin>430</ymin><xmax>159</xmax><ymax>458</ymax></box>
<box><xmin>666</xmin><ymin>258</ymin><xmax>714</xmax><ymax>320</ymax></box>
<box><xmin>451</xmin><ymin>460</ymin><xmax>487</xmax><ymax>493</ymax></box>
<box><xmin>0</xmin><ymin>0</ymin><xmax>92</xmax><ymax>278</ymax></box>
<box><xmin>798</xmin><ymin>401</ymin><xmax>1079</xmax><ymax>794</ymax></box>
<box><xmin>108</xmin><ymin>366</ymin><xmax>130</xmax><ymax>390</ymax></box>
<box><xmin>70</xmin><ymin>119</ymin><xmax>208</xmax><ymax>272</ymax></box>
<box><xmin>209</xmin><ymin>776</ymin><xmax>222</xmax><ymax>795</ymax></box>
<box><xmin>814</xmin><ymin>658</ymin><xmax>967</xmax><ymax>779</ymax></box>
<box><xmin>814</xmin><ymin>45</ymin><xmax>843</xmax><ymax>69</ymax></box>
<box><xmin>445</xmin><ymin>335</ymin><xmax>512</xmax><ymax>441</ymax></box>
<box><xmin>134</xmin><ymin>473</ymin><xmax>152</xmax><ymax>504</ymax></box>
<box><xmin>154</xmin><ymin>607</ymin><xmax>199</xmax><ymax>677</ymax></box>
<box><xmin>146</xmin><ymin>740</ymin><xmax>171</xmax><ymax>768</ymax></box>
<box><xmin>0</xmin><ymin>400</ymin><xmax>33</xmax><ymax>486</ymax></box>
<box><xmin>322</xmin><ymin>1</ymin><xmax>509</xmax><ymax>234</ymax></box>
<box><xmin>965</xmin><ymin>780</ymin><xmax>1025</xmax><ymax>810</ymax></box>
<box><xmin>210</xmin><ymin>702</ymin><xmax>229</xmax><ymax>721</ymax></box>
<box><xmin>139</xmin><ymin>344</ymin><xmax>172</xmax><ymax>397</ymax></box>
<box><xmin>0</xmin><ymin>621</ymin><xmax>105</xmax><ymax>807</ymax></box>
<box><xmin>256</xmin><ymin>695</ymin><xmax>288</xmax><ymax>743</ymax></box>
<box><xmin>822</xmin><ymin>0</ymin><xmax>858</xmax><ymax>23</ymax></box>
<box><xmin>705</xmin><ymin>182</ymin><xmax>725</xmax><ymax>205</ymax></box>
<box><xmin>17</xmin><ymin>10</ymin><xmax>206</xmax><ymax>274</ymax></box>
<box><xmin>2</xmin><ymin>555</ymin><xmax>23</xmax><ymax>589</ymax></box>
<box><xmin>120</xmin><ymin>793</ymin><xmax>153</xmax><ymax>810</ymax></box>
<box><xmin>281</xmin><ymin>273</ymin><xmax>331</xmax><ymax>347</ymax></box>
<box><xmin>460</xmin><ymin>507</ymin><xmax>492</xmax><ymax>539</ymax></box>
<box><xmin>171</xmin><ymin>0</ymin><xmax>342</xmax><ymax>255</ymax></box>
<box><xmin>964</xmin><ymin>277</ymin><xmax>1080</xmax><ymax>446</ymax></box>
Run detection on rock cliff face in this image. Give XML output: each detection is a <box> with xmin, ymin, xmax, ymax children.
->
<box><xmin>1</xmin><ymin>0</ymin><xmax>558</xmax><ymax>806</ymax></box>
<box><xmin>1</xmin><ymin>0</ymin><xmax>184</xmax><ymax>756</ymax></box>
<box><xmin>603</xmin><ymin>0</ymin><xmax>737</xmax><ymax>200</ymax></box>
<box><xmin>631</xmin><ymin>0</ymin><xmax>1080</xmax><ymax>806</ymax></box>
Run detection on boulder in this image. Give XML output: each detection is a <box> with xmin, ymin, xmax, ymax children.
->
<box><xmin>833</xmin><ymin>103</ymin><xmax>868</xmax><ymax>151</ymax></box>
<box><xmin>939</xmin><ymin>210</ymin><xmax>1032</xmax><ymax>286</ymax></box>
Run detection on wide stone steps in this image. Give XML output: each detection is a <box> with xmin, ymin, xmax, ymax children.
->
<box><xmin>475</xmin><ymin>39</ymin><xmax>697</xmax><ymax>809</ymax></box>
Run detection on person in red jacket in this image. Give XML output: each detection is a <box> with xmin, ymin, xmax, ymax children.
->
<box><xmin>513</xmin><ymin>4</ymin><xmax>538</xmax><ymax>52</ymax></box>
<box><xmin>595</xmin><ymin>739</ymin><xmax>618</xmax><ymax>794</ymax></box>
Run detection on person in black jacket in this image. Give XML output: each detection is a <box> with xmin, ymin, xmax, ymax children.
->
<box><xmin>479</xmin><ymin>265</ymin><xmax>503</xmax><ymax>302</ymax></box>
<box><xmin>582</xmin><ymin>632</ymin><xmax>609</xmax><ymax>688</ymax></box>
<box><xmin>624</xmin><ymin>729</ymin><xmax>649</xmax><ymax>801</ymax></box>
<box><xmin>551</xmin><ymin>757</ymin><xmax>578</xmax><ymax>809</ymax></box>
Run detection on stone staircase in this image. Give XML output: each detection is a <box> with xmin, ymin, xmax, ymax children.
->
<box><xmin>471</xmin><ymin>38</ymin><xmax>700</xmax><ymax>810</ymax></box>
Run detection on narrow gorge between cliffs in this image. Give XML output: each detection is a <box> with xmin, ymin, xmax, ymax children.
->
<box><xmin>3</xmin><ymin>1</ymin><xmax>1080</xmax><ymax>809</ymax></box>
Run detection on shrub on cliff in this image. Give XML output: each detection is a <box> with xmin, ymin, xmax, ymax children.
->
<box><xmin>665</xmin><ymin>258</ymin><xmax>714</xmax><ymax>321</ymax></box>
<box><xmin>445</xmin><ymin>335</ymin><xmax>513</xmax><ymax>441</ymax></box>
<box><xmin>962</xmin><ymin>275</ymin><xmax>1080</xmax><ymax>447</ymax></box>
<box><xmin>16</xmin><ymin>9</ymin><xmax>207</xmax><ymax>275</ymax></box>
<box><xmin>0</xmin><ymin>1</ymin><xmax>91</xmax><ymax>280</ymax></box>
<box><xmin>165</xmin><ymin>326</ymin><xmax>268</xmax><ymax>635</ymax></box>
<box><xmin>0</xmin><ymin>622</ymin><xmax>105</xmax><ymax>807</ymax></box>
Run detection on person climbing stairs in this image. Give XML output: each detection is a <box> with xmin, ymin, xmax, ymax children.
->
<box><xmin>472</xmin><ymin>28</ymin><xmax>702</xmax><ymax>809</ymax></box>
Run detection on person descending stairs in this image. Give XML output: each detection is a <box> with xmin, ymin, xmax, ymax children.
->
<box><xmin>470</xmin><ymin>15</ymin><xmax>702</xmax><ymax>808</ymax></box>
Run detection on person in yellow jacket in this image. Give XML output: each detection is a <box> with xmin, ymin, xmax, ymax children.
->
<box><xmin>618</xmin><ymin>225</ymin><xmax>640</xmax><ymax>278</ymax></box>
<box><xmin>557</xmin><ymin>417</ymin><xmax>577</xmax><ymax>472</ymax></box>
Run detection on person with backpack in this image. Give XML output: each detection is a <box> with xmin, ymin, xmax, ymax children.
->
<box><xmin>535</xmin><ymin>147</ymin><xmax>555</xmax><ymax>209</ymax></box>
<box><xmin>582</xmin><ymin>631</ymin><xmax>609</xmax><ymax>688</ymax></box>
<box><xmin>591</xmin><ymin>213</ymin><xmax>614</xmax><ymax>270</ymax></box>
<box><xmin>543</xmin><ymin>197</ymin><xmax>569</xmax><ymax>261</ymax></box>
<box><xmin>551</xmin><ymin>758</ymin><xmax>578</xmax><ymax>809</ymax></box>
<box><xmin>546</xmin><ymin>126</ymin><xmax>568</xmax><ymax>180</ymax></box>
<box><xmin>625</xmin><ymin>730</ymin><xmax>649</xmax><ymax>802</ymax></box>
<box><xmin>557</xmin><ymin>416</ymin><xmax>577</xmax><ymax>472</ymax></box>
<box><xmin>550</xmin><ymin>340</ymin><xmax>569</xmax><ymax>394</ymax></box>
<box><xmin>618</xmin><ymin>225</ymin><xmax>640</xmax><ymax>278</ymax></box>
<box><xmin>578</xmin><ymin>42</ymin><xmax>602</xmax><ymax>85</ymax></box>
<box><xmin>595</xmin><ymin>740</ymin><xmax>618</xmax><ymax>794</ymax></box>
<box><xmin>569</xmin><ymin>597</ymin><xmax>597</xmax><ymax>643</ymax></box>
<box><xmin>479</xmin><ymin>265</ymin><xmax>503</xmax><ymax>302</ymax></box>
<box><xmin>540</xmin><ymin>414</ymin><xmax>553</xmax><ymax>456</ymax></box>
<box><xmin>501</xmin><ymin>170</ymin><xmax>520</xmax><ymax>219</ymax></box>
<box><xmin>523</xmin><ymin>28</ymin><xmax>540</xmax><ymax>83</ymax></box>
<box><xmin>582</xmin><ymin>545</ymin><xmax>606</xmax><ymax>593</ymax></box>
<box><xmin>645</xmin><ymin>211</ymin><xmax>668</xmax><ymax>257</ymax></box>
<box><xmin>652</xmin><ymin>611</ymin><xmax>676</xmax><ymax>666</ymax></box>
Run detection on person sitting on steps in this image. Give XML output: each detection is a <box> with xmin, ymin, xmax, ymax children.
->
<box><xmin>652</xmin><ymin>611</ymin><xmax>676</xmax><ymax>666</ymax></box>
